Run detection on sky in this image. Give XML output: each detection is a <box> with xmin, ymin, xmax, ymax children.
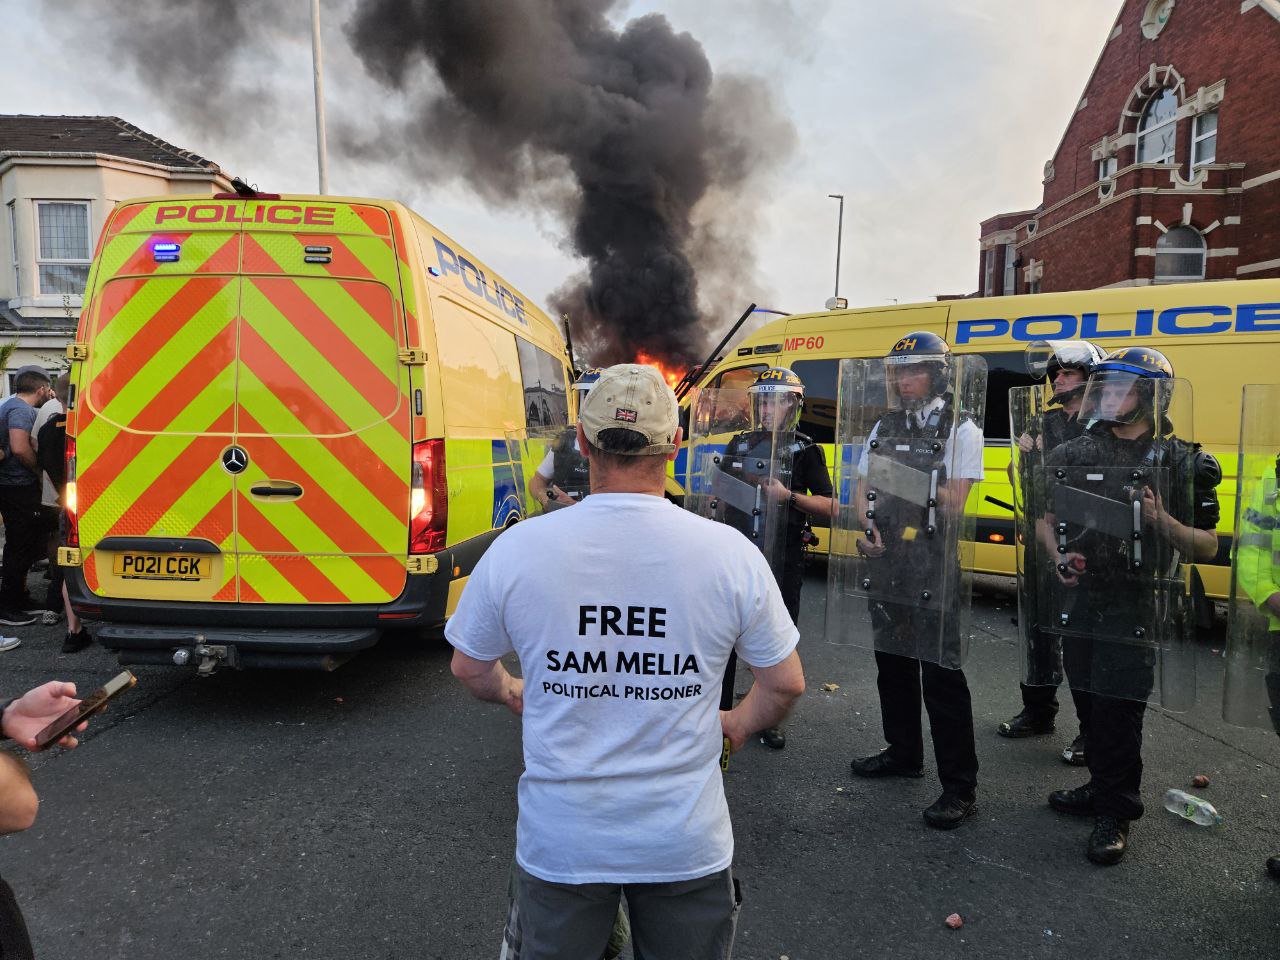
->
<box><xmin>1</xmin><ymin>0</ymin><xmax>1121</xmax><ymax>339</ymax></box>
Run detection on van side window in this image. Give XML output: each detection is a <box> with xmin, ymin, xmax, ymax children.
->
<box><xmin>708</xmin><ymin>365</ymin><xmax>766</xmax><ymax>391</ymax></box>
<box><xmin>976</xmin><ymin>351</ymin><xmax>1038</xmax><ymax>442</ymax></box>
<box><xmin>516</xmin><ymin>338</ymin><xmax>569</xmax><ymax>429</ymax></box>
<box><xmin>790</xmin><ymin>359</ymin><xmax>839</xmax><ymax>444</ymax></box>
<box><xmin>698</xmin><ymin>365</ymin><xmax>765</xmax><ymax>434</ymax></box>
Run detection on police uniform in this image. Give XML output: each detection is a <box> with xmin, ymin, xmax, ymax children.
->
<box><xmin>717</xmin><ymin>429</ymin><xmax>831</xmax><ymax>622</ymax></box>
<box><xmin>1016</xmin><ymin>405</ymin><xmax>1089</xmax><ymax>727</ymax></box>
<box><xmin>545</xmin><ymin>426</ymin><xmax>591</xmax><ymax>503</ymax></box>
<box><xmin>864</xmin><ymin>393</ymin><xmax>980</xmax><ymax>803</ymax></box>
<box><xmin>1045</xmin><ymin>423</ymin><xmax>1220</xmax><ymax>822</ymax></box>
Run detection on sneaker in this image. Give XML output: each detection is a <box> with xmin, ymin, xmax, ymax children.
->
<box><xmin>759</xmin><ymin>727</ymin><xmax>786</xmax><ymax>749</ymax></box>
<box><xmin>997</xmin><ymin>708</ymin><xmax>1055</xmax><ymax>738</ymax></box>
<box><xmin>0</xmin><ymin>636</ymin><xmax>20</xmax><ymax>652</ymax></box>
<box><xmin>0</xmin><ymin>609</ymin><xmax>37</xmax><ymax>627</ymax></box>
<box><xmin>1086</xmin><ymin>816</ymin><xmax>1130</xmax><ymax>865</ymax></box>
<box><xmin>40</xmin><ymin>610</ymin><xmax>60</xmax><ymax>625</ymax></box>
<box><xmin>1061</xmin><ymin>733</ymin><xmax>1088</xmax><ymax>766</ymax></box>
<box><xmin>62</xmin><ymin>628</ymin><xmax>93</xmax><ymax>654</ymax></box>
<box><xmin>1266</xmin><ymin>856</ymin><xmax>1280</xmax><ymax>880</ymax></box>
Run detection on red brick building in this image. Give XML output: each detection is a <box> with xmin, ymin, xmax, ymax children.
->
<box><xmin>977</xmin><ymin>0</ymin><xmax>1280</xmax><ymax>296</ymax></box>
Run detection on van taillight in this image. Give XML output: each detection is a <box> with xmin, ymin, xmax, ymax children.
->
<box><xmin>409</xmin><ymin>439</ymin><xmax>448</xmax><ymax>554</ymax></box>
<box><xmin>64</xmin><ymin>437</ymin><xmax>79</xmax><ymax>548</ymax></box>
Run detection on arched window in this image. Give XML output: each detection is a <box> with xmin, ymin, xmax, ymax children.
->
<box><xmin>1137</xmin><ymin>89</ymin><xmax>1178</xmax><ymax>164</ymax></box>
<box><xmin>1155</xmin><ymin>226</ymin><xmax>1205</xmax><ymax>282</ymax></box>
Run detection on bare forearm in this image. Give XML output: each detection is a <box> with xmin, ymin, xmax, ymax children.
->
<box><xmin>730</xmin><ymin>681</ymin><xmax>800</xmax><ymax>735</ymax></box>
<box><xmin>1161</xmin><ymin>516</ymin><xmax>1217</xmax><ymax>562</ymax></box>
<box><xmin>451</xmin><ymin>652</ymin><xmax>524</xmax><ymax>715</ymax></box>
<box><xmin>0</xmin><ymin>751</ymin><xmax>38</xmax><ymax>834</ymax></box>
<box><xmin>793</xmin><ymin>491</ymin><xmax>833</xmax><ymax>520</ymax></box>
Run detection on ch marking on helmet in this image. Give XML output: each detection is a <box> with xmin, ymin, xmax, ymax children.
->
<box><xmin>895</xmin><ymin>337</ymin><xmax>919</xmax><ymax>351</ymax></box>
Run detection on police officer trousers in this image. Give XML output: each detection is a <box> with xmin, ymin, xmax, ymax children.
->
<box><xmin>1061</xmin><ymin>632</ymin><xmax>1155</xmax><ymax>821</ymax></box>
<box><xmin>871</xmin><ymin>603</ymin><xmax>978</xmax><ymax>799</ymax></box>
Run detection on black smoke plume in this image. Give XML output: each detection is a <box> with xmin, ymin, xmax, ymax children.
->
<box><xmin>49</xmin><ymin>0</ymin><xmax>792</xmax><ymax>368</ymax></box>
<box><xmin>347</xmin><ymin>0</ymin><xmax>791</xmax><ymax>368</ymax></box>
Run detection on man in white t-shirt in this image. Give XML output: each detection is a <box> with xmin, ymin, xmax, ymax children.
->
<box><xmin>847</xmin><ymin>332</ymin><xmax>986</xmax><ymax>830</ymax></box>
<box><xmin>447</xmin><ymin>363</ymin><xmax>805</xmax><ymax>960</ymax></box>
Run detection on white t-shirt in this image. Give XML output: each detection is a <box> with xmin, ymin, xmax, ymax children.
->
<box><xmin>445</xmin><ymin>493</ymin><xmax>798</xmax><ymax>885</ymax></box>
<box><xmin>30</xmin><ymin>398</ymin><xmax>63</xmax><ymax>507</ymax></box>
<box><xmin>857</xmin><ymin>398</ymin><xmax>985</xmax><ymax>480</ymax></box>
<box><xmin>535</xmin><ymin>437</ymin><xmax>583</xmax><ymax>480</ymax></box>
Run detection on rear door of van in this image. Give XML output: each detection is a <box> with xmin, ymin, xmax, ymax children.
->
<box><xmin>75</xmin><ymin>198</ymin><xmax>413</xmax><ymax>607</ymax></box>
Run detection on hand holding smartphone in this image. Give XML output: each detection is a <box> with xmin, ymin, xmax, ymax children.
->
<box><xmin>31</xmin><ymin>672</ymin><xmax>136</xmax><ymax>751</ymax></box>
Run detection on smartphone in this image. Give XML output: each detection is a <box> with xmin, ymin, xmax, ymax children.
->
<box><xmin>33</xmin><ymin>671</ymin><xmax>137</xmax><ymax>750</ymax></box>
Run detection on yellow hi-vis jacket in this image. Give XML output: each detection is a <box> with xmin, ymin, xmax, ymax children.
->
<box><xmin>1237</xmin><ymin>474</ymin><xmax>1280</xmax><ymax>633</ymax></box>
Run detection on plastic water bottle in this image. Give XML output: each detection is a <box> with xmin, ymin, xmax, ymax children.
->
<box><xmin>1163</xmin><ymin>789</ymin><xmax>1223</xmax><ymax>826</ymax></box>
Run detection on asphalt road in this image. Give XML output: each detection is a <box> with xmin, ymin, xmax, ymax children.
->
<box><xmin>2</xmin><ymin>565</ymin><xmax>1279</xmax><ymax>960</ymax></box>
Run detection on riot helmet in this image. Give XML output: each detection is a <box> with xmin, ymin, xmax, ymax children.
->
<box><xmin>1078</xmin><ymin>346</ymin><xmax>1174</xmax><ymax>428</ymax></box>
<box><xmin>1025</xmin><ymin>340</ymin><xmax>1106</xmax><ymax>404</ymax></box>
<box><xmin>573</xmin><ymin>367</ymin><xmax>604</xmax><ymax>392</ymax></box>
<box><xmin>748</xmin><ymin>367</ymin><xmax>804</xmax><ymax>432</ymax></box>
<box><xmin>883</xmin><ymin>331</ymin><xmax>951</xmax><ymax>412</ymax></box>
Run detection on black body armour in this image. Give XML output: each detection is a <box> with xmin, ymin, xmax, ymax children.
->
<box><xmin>866</xmin><ymin>397</ymin><xmax>961</xmax><ymax>607</ymax></box>
<box><xmin>550</xmin><ymin>426</ymin><xmax>591</xmax><ymax>500</ymax></box>
<box><xmin>718</xmin><ymin>429</ymin><xmax>809</xmax><ymax>545</ymax></box>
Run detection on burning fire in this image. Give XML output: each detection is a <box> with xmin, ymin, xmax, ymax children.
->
<box><xmin>634</xmin><ymin>351</ymin><xmax>684</xmax><ymax>389</ymax></box>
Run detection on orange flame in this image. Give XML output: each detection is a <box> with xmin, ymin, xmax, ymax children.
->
<box><xmin>634</xmin><ymin>351</ymin><xmax>683</xmax><ymax>389</ymax></box>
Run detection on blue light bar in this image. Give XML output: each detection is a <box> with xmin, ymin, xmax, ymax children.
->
<box><xmin>153</xmin><ymin>241</ymin><xmax>181</xmax><ymax>263</ymax></box>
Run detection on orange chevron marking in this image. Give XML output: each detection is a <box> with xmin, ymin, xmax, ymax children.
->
<box><xmin>92</xmin><ymin>277</ymin><xmax>232</xmax><ymax>405</ymax></box>
<box><xmin>126</xmin><ymin>326</ymin><xmax>235</xmax><ymax>434</ymax></box>
<box><xmin>235</xmin><ymin>505</ymin><xmax>349</xmax><ymax>602</ymax></box>
<box><xmin>104</xmin><ymin>203</ymin><xmax>147</xmax><ymax>242</ymax></box>
<box><xmin>244</xmin><ymin>277</ymin><xmax>398</xmax><ymax>407</ymax></box>
<box><xmin>350</xmin><ymin>204</ymin><xmax>391</xmax><ymax>237</ymax></box>
<box><xmin>237</xmin><ymin>321</ymin><xmax>358</xmax><ymax>437</ymax></box>
<box><xmin>103</xmin><ymin>414</ymin><xmax>235</xmax><ymax>540</ymax></box>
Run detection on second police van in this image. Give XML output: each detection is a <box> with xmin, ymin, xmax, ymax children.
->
<box><xmin>679</xmin><ymin>278</ymin><xmax>1280</xmax><ymax>600</ymax></box>
<box><xmin>62</xmin><ymin>190</ymin><xmax>573</xmax><ymax>672</ymax></box>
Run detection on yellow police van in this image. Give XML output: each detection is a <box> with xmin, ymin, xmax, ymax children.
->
<box><xmin>676</xmin><ymin>279</ymin><xmax>1280</xmax><ymax>599</ymax></box>
<box><xmin>62</xmin><ymin>190</ymin><xmax>571</xmax><ymax>671</ymax></box>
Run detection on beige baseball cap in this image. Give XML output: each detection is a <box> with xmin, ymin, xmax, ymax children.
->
<box><xmin>579</xmin><ymin>363</ymin><xmax>679</xmax><ymax>455</ymax></box>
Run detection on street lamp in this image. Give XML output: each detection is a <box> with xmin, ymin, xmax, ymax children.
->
<box><xmin>826</xmin><ymin>194</ymin><xmax>846</xmax><ymax>310</ymax></box>
<box><xmin>310</xmin><ymin>0</ymin><xmax>329</xmax><ymax>195</ymax></box>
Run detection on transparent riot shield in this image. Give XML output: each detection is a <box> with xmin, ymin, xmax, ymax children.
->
<box><xmin>1223</xmin><ymin>384</ymin><xmax>1280</xmax><ymax>731</ymax></box>
<box><xmin>1008</xmin><ymin>384</ymin><xmax>1064</xmax><ymax>688</ymax></box>
<box><xmin>685</xmin><ymin>387</ymin><xmax>794</xmax><ymax>580</ymax></box>
<box><xmin>517</xmin><ymin>424</ymin><xmax>591</xmax><ymax>515</ymax></box>
<box><xmin>825</xmin><ymin>355</ymin><xmax>987</xmax><ymax>668</ymax></box>
<box><xmin>1012</xmin><ymin>379</ymin><xmax>1196</xmax><ymax>708</ymax></box>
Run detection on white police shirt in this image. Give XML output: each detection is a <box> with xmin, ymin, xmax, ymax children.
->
<box><xmin>446</xmin><ymin>493</ymin><xmax>798</xmax><ymax>884</ymax></box>
<box><xmin>857</xmin><ymin>397</ymin><xmax>985</xmax><ymax>480</ymax></box>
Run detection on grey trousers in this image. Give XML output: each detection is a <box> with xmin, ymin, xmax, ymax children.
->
<box><xmin>501</xmin><ymin>863</ymin><xmax>741</xmax><ymax>960</ymax></box>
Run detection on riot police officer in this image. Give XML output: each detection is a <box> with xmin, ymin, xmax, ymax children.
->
<box><xmin>529</xmin><ymin>368</ymin><xmax>601</xmax><ymax>509</ymax></box>
<box><xmin>848</xmin><ymin>332</ymin><xmax>986</xmax><ymax>829</ymax></box>
<box><xmin>1037</xmin><ymin>348</ymin><xmax>1221</xmax><ymax>864</ymax></box>
<box><xmin>715</xmin><ymin>367</ymin><xmax>833</xmax><ymax>748</ymax></box>
<box><xmin>999</xmin><ymin>340</ymin><xmax>1105</xmax><ymax>768</ymax></box>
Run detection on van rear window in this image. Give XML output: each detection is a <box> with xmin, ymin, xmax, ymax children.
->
<box><xmin>977</xmin><ymin>351</ymin><xmax>1038</xmax><ymax>442</ymax></box>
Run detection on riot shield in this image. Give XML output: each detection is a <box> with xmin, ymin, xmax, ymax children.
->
<box><xmin>1223</xmin><ymin>384</ymin><xmax>1280</xmax><ymax>732</ymax></box>
<box><xmin>1008</xmin><ymin>385</ymin><xmax>1064</xmax><ymax>688</ymax></box>
<box><xmin>518</xmin><ymin>424</ymin><xmax>591</xmax><ymax>515</ymax></box>
<box><xmin>684</xmin><ymin>387</ymin><xmax>794</xmax><ymax>579</ymax></box>
<box><xmin>825</xmin><ymin>355</ymin><xmax>987</xmax><ymax>668</ymax></box>
<box><xmin>1011</xmin><ymin>379</ymin><xmax>1196</xmax><ymax>708</ymax></box>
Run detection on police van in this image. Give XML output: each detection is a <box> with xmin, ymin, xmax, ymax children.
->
<box><xmin>62</xmin><ymin>191</ymin><xmax>572</xmax><ymax>671</ymax></box>
<box><xmin>677</xmin><ymin>278</ymin><xmax>1280</xmax><ymax>599</ymax></box>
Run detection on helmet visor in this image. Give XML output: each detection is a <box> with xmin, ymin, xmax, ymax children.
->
<box><xmin>883</xmin><ymin>357</ymin><xmax>947</xmax><ymax>410</ymax></box>
<box><xmin>1079</xmin><ymin>369</ymin><xmax>1150</xmax><ymax>425</ymax></box>
<box><xmin>751</xmin><ymin>390</ymin><xmax>801</xmax><ymax>432</ymax></box>
<box><xmin>1025</xmin><ymin>340</ymin><xmax>1098</xmax><ymax>378</ymax></box>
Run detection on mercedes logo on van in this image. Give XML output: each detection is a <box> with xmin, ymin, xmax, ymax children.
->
<box><xmin>221</xmin><ymin>446</ymin><xmax>249</xmax><ymax>475</ymax></box>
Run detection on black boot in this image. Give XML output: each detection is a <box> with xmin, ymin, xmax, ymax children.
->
<box><xmin>1267</xmin><ymin>856</ymin><xmax>1280</xmax><ymax>880</ymax></box>
<box><xmin>850</xmin><ymin>750</ymin><xmax>923</xmax><ymax>779</ymax></box>
<box><xmin>923</xmin><ymin>793</ymin><xmax>977</xmax><ymax>830</ymax></box>
<box><xmin>759</xmin><ymin>727</ymin><xmax>786</xmax><ymax>749</ymax></box>
<box><xmin>997</xmin><ymin>708</ymin><xmax>1055</xmax><ymax>738</ymax></box>
<box><xmin>1086</xmin><ymin>816</ymin><xmax>1130</xmax><ymax>865</ymax></box>
<box><xmin>1048</xmin><ymin>783</ymin><xmax>1096</xmax><ymax>816</ymax></box>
